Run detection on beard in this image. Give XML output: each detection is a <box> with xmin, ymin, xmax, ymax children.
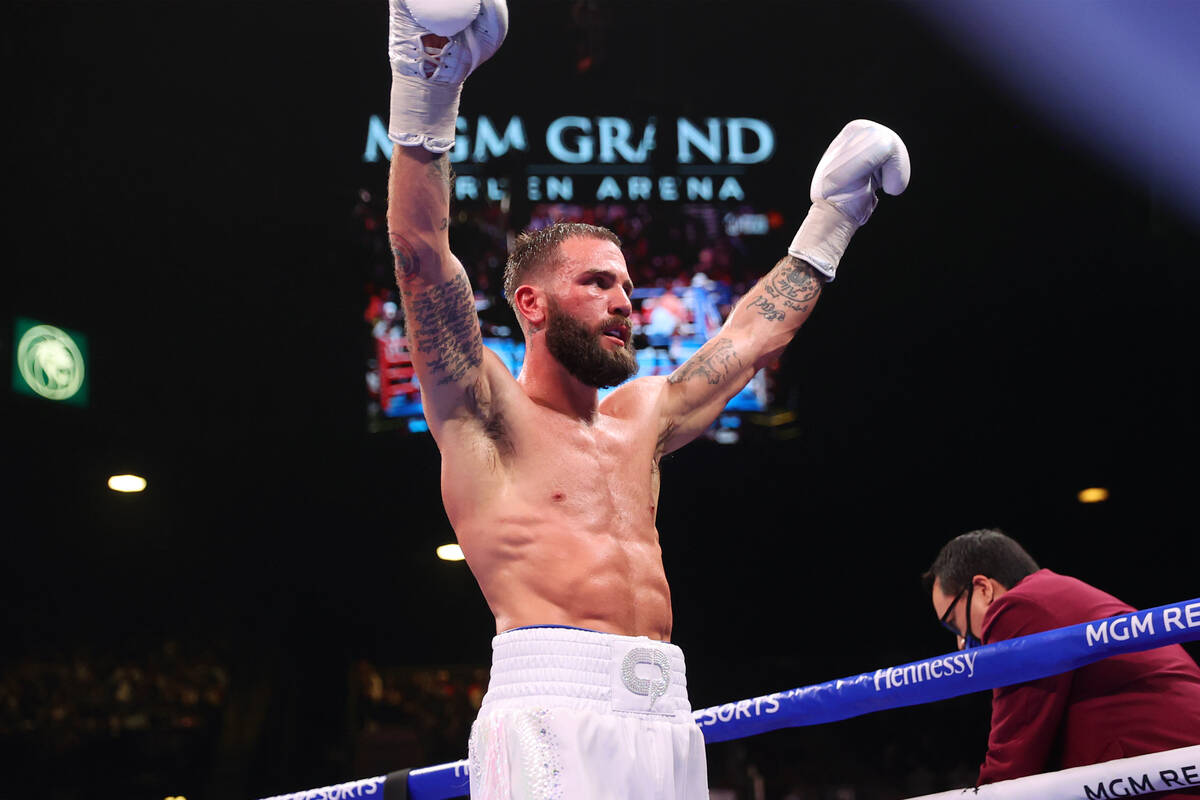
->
<box><xmin>544</xmin><ymin>299</ymin><xmax>639</xmax><ymax>388</ymax></box>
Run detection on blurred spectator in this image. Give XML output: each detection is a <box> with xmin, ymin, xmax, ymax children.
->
<box><xmin>641</xmin><ymin>291</ymin><xmax>687</xmax><ymax>375</ymax></box>
<box><xmin>1</xmin><ymin>640</ymin><xmax>229</xmax><ymax>797</ymax></box>
<box><xmin>350</xmin><ymin>661</ymin><xmax>489</xmax><ymax>772</ymax></box>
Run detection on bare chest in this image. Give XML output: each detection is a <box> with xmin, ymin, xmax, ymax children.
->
<box><xmin>505</xmin><ymin>405</ymin><xmax>662</xmax><ymax>524</ymax></box>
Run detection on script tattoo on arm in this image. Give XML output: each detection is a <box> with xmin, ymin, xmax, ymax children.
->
<box><xmin>667</xmin><ymin>337</ymin><xmax>743</xmax><ymax>386</ymax></box>
<box><xmin>404</xmin><ymin>274</ymin><xmax>483</xmax><ymax>385</ymax></box>
<box><xmin>748</xmin><ymin>255</ymin><xmax>822</xmax><ymax>322</ymax></box>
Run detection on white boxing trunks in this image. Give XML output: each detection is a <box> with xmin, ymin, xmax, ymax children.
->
<box><xmin>468</xmin><ymin>626</ymin><xmax>708</xmax><ymax>800</ymax></box>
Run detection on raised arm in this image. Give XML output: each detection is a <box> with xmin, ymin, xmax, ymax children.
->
<box><xmin>384</xmin><ymin>0</ymin><xmax>508</xmax><ymax>438</ymax></box>
<box><xmin>389</xmin><ymin>148</ymin><xmax>482</xmax><ymax>430</ymax></box>
<box><xmin>660</xmin><ymin>120</ymin><xmax>910</xmax><ymax>452</ymax></box>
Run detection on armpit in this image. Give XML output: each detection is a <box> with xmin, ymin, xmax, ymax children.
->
<box><xmin>654</xmin><ymin>418</ymin><xmax>677</xmax><ymax>462</ymax></box>
<box><xmin>466</xmin><ymin>378</ymin><xmax>511</xmax><ymax>456</ymax></box>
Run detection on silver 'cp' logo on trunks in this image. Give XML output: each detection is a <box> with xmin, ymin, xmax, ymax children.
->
<box><xmin>620</xmin><ymin>648</ymin><xmax>671</xmax><ymax>708</ymax></box>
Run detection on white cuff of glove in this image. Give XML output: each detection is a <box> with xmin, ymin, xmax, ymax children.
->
<box><xmin>787</xmin><ymin>201</ymin><xmax>858</xmax><ymax>282</ymax></box>
<box><xmin>388</xmin><ymin>73</ymin><xmax>462</xmax><ymax>153</ymax></box>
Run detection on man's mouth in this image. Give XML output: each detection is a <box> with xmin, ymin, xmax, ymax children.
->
<box><xmin>602</xmin><ymin>325</ymin><xmax>631</xmax><ymax>344</ymax></box>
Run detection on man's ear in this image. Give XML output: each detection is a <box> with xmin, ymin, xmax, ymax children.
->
<box><xmin>972</xmin><ymin>574</ymin><xmax>997</xmax><ymax>605</ymax></box>
<box><xmin>514</xmin><ymin>285</ymin><xmax>546</xmax><ymax>330</ymax></box>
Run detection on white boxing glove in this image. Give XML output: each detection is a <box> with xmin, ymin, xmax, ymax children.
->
<box><xmin>388</xmin><ymin>0</ymin><xmax>509</xmax><ymax>152</ymax></box>
<box><xmin>788</xmin><ymin>119</ymin><xmax>910</xmax><ymax>280</ymax></box>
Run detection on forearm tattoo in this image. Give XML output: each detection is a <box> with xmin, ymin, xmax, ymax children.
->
<box><xmin>429</xmin><ymin>154</ymin><xmax>454</xmax><ymax>195</ymax></box>
<box><xmin>391</xmin><ymin>158</ymin><xmax>453</xmax><ymax>279</ymax></box>
<box><xmin>390</xmin><ymin>232</ymin><xmax>420</xmax><ymax>280</ymax></box>
<box><xmin>748</xmin><ymin>255</ymin><xmax>822</xmax><ymax>322</ymax></box>
<box><xmin>403</xmin><ymin>274</ymin><xmax>482</xmax><ymax>385</ymax></box>
<box><xmin>668</xmin><ymin>336</ymin><xmax>743</xmax><ymax>386</ymax></box>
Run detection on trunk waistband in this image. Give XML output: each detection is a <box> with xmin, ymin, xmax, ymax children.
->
<box><xmin>481</xmin><ymin>626</ymin><xmax>692</xmax><ymax>720</ymax></box>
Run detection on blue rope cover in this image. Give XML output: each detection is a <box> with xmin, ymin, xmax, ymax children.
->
<box><xmin>260</xmin><ymin>597</ymin><xmax>1200</xmax><ymax>800</ymax></box>
<box><xmin>695</xmin><ymin>596</ymin><xmax>1200</xmax><ymax>743</ymax></box>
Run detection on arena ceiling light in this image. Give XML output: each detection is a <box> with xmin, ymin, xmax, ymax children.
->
<box><xmin>436</xmin><ymin>544</ymin><xmax>465</xmax><ymax>561</ymax></box>
<box><xmin>912</xmin><ymin>0</ymin><xmax>1200</xmax><ymax>227</ymax></box>
<box><xmin>108</xmin><ymin>474</ymin><xmax>147</xmax><ymax>493</ymax></box>
<box><xmin>1077</xmin><ymin>487</ymin><xmax>1109</xmax><ymax>504</ymax></box>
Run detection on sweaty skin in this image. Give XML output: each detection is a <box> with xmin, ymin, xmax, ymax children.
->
<box><xmin>444</xmin><ymin>365</ymin><xmax>674</xmax><ymax>638</ymax></box>
<box><xmin>388</xmin><ymin>145</ymin><xmax>823</xmax><ymax>641</ymax></box>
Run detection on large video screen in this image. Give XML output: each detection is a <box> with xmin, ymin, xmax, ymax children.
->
<box><xmin>359</xmin><ymin>113</ymin><xmax>787</xmax><ymax>441</ymax></box>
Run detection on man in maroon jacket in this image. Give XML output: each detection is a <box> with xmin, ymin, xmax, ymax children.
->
<box><xmin>923</xmin><ymin>528</ymin><xmax>1200</xmax><ymax>793</ymax></box>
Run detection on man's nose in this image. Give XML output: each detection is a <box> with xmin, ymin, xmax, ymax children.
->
<box><xmin>610</xmin><ymin>287</ymin><xmax>632</xmax><ymax>317</ymax></box>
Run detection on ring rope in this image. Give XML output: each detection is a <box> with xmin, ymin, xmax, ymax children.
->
<box><xmin>696</xmin><ymin>596</ymin><xmax>1200</xmax><ymax>743</ymax></box>
<box><xmin>260</xmin><ymin>597</ymin><xmax>1200</xmax><ymax>800</ymax></box>
<box><xmin>901</xmin><ymin>744</ymin><xmax>1200</xmax><ymax>800</ymax></box>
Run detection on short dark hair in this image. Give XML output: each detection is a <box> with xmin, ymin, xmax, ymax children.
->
<box><xmin>502</xmin><ymin>222</ymin><xmax>622</xmax><ymax>312</ymax></box>
<box><xmin>921</xmin><ymin>528</ymin><xmax>1040</xmax><ymax>596</ymax></box>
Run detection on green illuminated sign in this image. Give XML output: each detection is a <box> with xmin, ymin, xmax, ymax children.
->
<box><xmin>11</xmin><ymin>317</ymin><xmax>89</xmax><ymax>407</ymax></box>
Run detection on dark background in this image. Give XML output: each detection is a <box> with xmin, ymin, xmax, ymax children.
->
<box><xmin>3</xmin><ymin>1</ymin><xmax>1197</xmax><ymax>798</ymax></box>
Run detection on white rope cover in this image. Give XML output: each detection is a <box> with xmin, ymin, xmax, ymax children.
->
<box><xmin>903</xmin><ymin>745</ymin><xmax>1200</xmax><ymax>800</ymax></box>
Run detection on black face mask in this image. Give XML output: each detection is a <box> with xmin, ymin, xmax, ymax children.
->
<box><xmin>962</xmin><ymin>584</ymin><xmax>982</xmax><ymax>649</ymax></box>
<box><xmin>544</xmin><ymin>298</ymin><xmax>637</xmax><ymax>389</ymax></box>
<box><xmin>940</xmin><ymin>583</ymin><xmax>983</xmax><ymax>650</ymax></box>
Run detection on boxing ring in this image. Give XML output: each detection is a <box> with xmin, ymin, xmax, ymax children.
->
<box><xmin>262</xmin><ymin>597</ymin><xmax>1200</xmax><ymax>800</ymax></box>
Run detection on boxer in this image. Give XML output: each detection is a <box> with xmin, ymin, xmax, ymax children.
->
<box><xmin>385</xmin><ymin>2</ymin><xmax>909</xmax><ymax>796</ymax></box>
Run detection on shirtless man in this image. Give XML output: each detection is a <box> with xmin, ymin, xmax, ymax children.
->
<box><xmin>386</xmin><ymin>1</ymin><xmax>909</xmax><ymax>796</ymax></box>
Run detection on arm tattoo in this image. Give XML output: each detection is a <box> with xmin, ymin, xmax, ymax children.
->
<box><xmin>655</xmin><ymin>419</ymin><xmax>677</xmax><ymax>461</ymax></box>
<box><xmin>391</xmin><ymin>158</ymin><xmax>451</xmax><ymax>278</ymax></box>
<box><xmin>749</xmin><ymin>255</ymin><xmax>822</xmax><ymax>322</ymax></box>
<box><xmin>404</xmin><ymin>274</ymin><xmax>483</xmax><ymax>385</ymax></box>
<box><xmin>428</xmin><ymin>154</ymin><xmax>454</xmax><ymax>193</ymax></box>
<box><xmin>668</xmin><ymin>337</ymin><xmax>743</xmax><ymax>385</ymax></box>
<box><xmin>390</xmin><ymin>232</ymin><xmax>420</xmax><ymax>280</ymax></box>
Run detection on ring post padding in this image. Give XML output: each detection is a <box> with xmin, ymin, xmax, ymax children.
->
<box><xmin>384</xmin><ymin>768</ymin><xmax>412</xmax><ymax>800</ymax></box>
<box><xmin>260</xmin><ymin>597</ymin><xmax>1200</xmax><ymax>800</ymax></box>
<box><xmin>694</xmin><ymin>597</ymin><xmax>1200</xmax><ymax>743</ymax></box>
<box><xmin>901</xmin><ymin>744</ymin><xmax>1200</xmax><ymax>800</ymax></box>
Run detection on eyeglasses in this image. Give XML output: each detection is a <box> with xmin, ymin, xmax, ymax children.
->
<box><xmin>939</xmin><ymin>584</ymin><xmax>969</xmax><ymax>638</ymax></box>
<box><xmin>938</xmin><ymin>582</ymin><xmax>981</xmax><ymax>648</ymax></box>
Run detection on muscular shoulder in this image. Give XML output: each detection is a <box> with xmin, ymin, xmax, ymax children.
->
<box><xmin>599</xmin><ymin>376</ymin><xmax>670</xmax><ymax>421</ymax></box>
<box><xmin>599</xmin><ymin>376</ymin><xmax>678</xmax><ymax>456</ymax></box>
